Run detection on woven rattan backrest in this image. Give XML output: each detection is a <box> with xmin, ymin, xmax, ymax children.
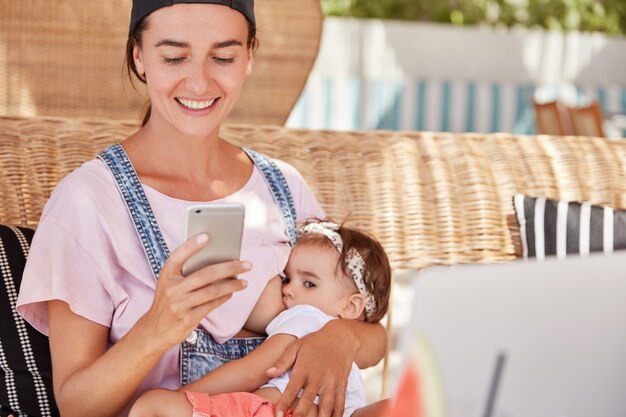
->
<box><xmin>3</xmin><ymin>115</ymin><xmax>626</xmax><ymax>270</ymax></box>
<box><xmin>0</xmin><ymin>1</ymin><xmax>142</xmax><ymax>119</ymax></box>
<box><xmin>0</xmin><ymin>1</ymin><xmax>322</xmax><ymax>125</ymax></box>
<box><xmin>230</xmin><ymin>1</ymin><xmax>323</xmax><ymax>125</ymax></box>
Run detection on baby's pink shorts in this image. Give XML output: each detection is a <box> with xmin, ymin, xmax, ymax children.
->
<box><xmin>185</xmin><ymin>391</ymin><xmax>293</xmax><ymax>417</ymax></box>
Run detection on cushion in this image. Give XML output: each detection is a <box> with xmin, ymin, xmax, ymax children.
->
<box><xmin>0</xmin><ymin>225</ymin><xmax>59</xmax><ymax>417</ymax></box>
<box><xmin>513</xmin><ymin>194</ymin><xmax>626</xmax><ymax>259</ymax></box>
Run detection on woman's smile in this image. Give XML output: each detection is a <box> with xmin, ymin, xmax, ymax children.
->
<box><xmin>175</xmin><ymin>97</ymin><xmax>220</xmax><ymax>116</ymax></box>
<box><xmin>176</xmin><ymin>97</ymin><xmax>217</xmax><ymax>110</ymax></box>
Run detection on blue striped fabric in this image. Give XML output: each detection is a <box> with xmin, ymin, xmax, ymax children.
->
<box><xmin>490</xmin><ymin>84</ymin><xmax>501</xmax><ymax>132</ymax></box>
<box><xmin>351</xmin><ymin>76</ymin><xmax>362</xmax><ymax>129</ymax></box>
<box><xmin>415</xmin><ymin>80</ymin><xmax>427</xmax><ymax>131</ymax></box>
<box><xmin>286</xmin><ymin>77</ymin><xmax>626</xmax><ymax>135</ymax></box>
<box><xmin>465</xmin><ymin>82</ymin><xmax>476</xmax><ymax>132</ymax></box>
<box><xmin>514</xmin><ymin>84</ymin><xmax>535</xmax><ymax>133</ymax></box>
<box><xmin>440</xmin><ymin>81</ymin><xmax>451</xmax><ymax>132</ymax></box>
<box><xmin>597</xmin><ymin>87</ymin><xmax>608</xmax><ymax>115</ymax></box>
<box><xmin>324</xmin><ymin>78</ymin><xmax>333</xmax><ymax>129</ymax></box>
<box><xmin>292</xmin><ymin>85</ymin><xmax>309</xmax><ymax>128</ymax></box>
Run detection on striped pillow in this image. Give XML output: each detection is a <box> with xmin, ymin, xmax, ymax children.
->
<box><xmin>0</xmin><ymin>225</ymin><xmax>59</xmax><ymax>417</ymax></box>
<box><xmin>513</xmin><ymin>195</ymin><xmax>626</xmax><ymax>260</ymax></box>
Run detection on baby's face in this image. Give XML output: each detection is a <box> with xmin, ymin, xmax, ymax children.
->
<box><xmin>282</xmin><ymin>243</ymin><xmax>351</xmax><ymax>317</ymax></box>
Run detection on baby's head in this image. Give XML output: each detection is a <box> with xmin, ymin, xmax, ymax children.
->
<box><xmin>282</xmin><ymin>219</ymin><xmax>391</xmax><ymax>323</ymax></box>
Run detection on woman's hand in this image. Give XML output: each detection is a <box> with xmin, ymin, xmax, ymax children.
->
<box><xmin>267</xmin><ymin>319</ymin><xmax>360</xmax><ymax>417</ymax></box>
<box><xmin>138</xmin><ymin>233</ymin><xmax>251</xmax><ymax>353</ymax></box>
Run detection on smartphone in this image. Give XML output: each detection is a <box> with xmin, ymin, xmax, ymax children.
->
<box><xmin>182</xmin><ymin>203</ymin><xmax>245</xmax><ymax>276</ymax></box>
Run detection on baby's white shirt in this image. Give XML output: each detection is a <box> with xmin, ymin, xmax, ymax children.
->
<box><xmin>262</xmin><ymin>305</ymin><xmax>366</xmax><ymax>417</ymax></box>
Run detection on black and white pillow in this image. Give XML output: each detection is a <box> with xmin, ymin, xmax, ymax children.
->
<box><xmin>0</xmin><ymin>225</ymin><xmax>59</xmax><ymax>417</ymax></box>
<box><xmin>513</xmin><ymin>194</ymin><xmax>626</xmax><ymax>259</ymax></box>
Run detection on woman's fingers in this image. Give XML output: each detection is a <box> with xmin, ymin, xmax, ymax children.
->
<box><xmin>272</xmin><ymin>321</ymin><xmax>358</xmax><ymax>417</ymax></box>
<box><xmin>181</xmin><ymin>259</ymin><xmax>251</xmax><ymax>292</ymax></box>
<box><xmin>290</xmin><ymin>379</ymin><xmax>322</xmax><ymax>417</ymax></box>
<box><xmin>191</xmin><ymin>293</ymin><xmax>233</xmax><ymax>317</ymax></box>
<box><xmin>274</xmin><ymin>373</ymin><xmax>306</xmax><ymax>417</ymax></box>
<box><xmin>177</xmin><ymin>260</ymin><xmax>250</xmax><ymax>322</ymax></box>
<box><xmin>186</xmin><ymin>276</ymin><xmax>241</xmax><ymax>303</ymax></box>
<box><xmin>145</xmin><ymin>233</ymin><xmax>251</xmax><ymax>348</ymax></box>
<box><xmin>270</xmin><ymin>340</ymin><xmax>302</xmax><ymax>417</ymax></box>
<box><xmin>186</xmin><ymin>278</ymin><xmax>247</xmax><ymax>320</ymax></box>
<box><xmin>292</xmin><ymin>373</ymin><xmax>347</xmax><ymax>417</ymax></box>
<box><xmin>330</xmin><ymin>379</ymin><xmax>348</xmax><ymax>417</ymax></box>
<box><xmin>160</xmin><ymin>233</ymin><xmax>211</xmax><ymax>280</ymax></box>
<box><xmin>160</xmin><ymin>233</ymin><xmax>251</xmax><ymax>310</ymax></box>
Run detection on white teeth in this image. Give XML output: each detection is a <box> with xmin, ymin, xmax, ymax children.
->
<box><xmin>178</xmin><ymin>98</ymin><xmax>216</xmax><ymax>110</ymax></box>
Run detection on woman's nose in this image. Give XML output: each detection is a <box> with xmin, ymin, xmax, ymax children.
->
<box><xmin>185</xmin><ymin>61</ymin><xmax>212</xmax><ymax>95</ymax></box>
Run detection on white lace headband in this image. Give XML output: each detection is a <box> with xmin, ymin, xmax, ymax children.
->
<box><xmin>297</xmin><ymin>222</ymin><xmax>377</xmax><ymax>320</ymax></box>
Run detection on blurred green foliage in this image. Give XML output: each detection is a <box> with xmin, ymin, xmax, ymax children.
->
<box><xmin>321</xmin><ymin>0</ymin><xmax>626</xmax><ymax>36</ymax></box>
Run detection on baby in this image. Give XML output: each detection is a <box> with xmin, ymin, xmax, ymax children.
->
<box><xmin>130</xmin><ymin>219</ymin><xmax>392</xmax><ymax>417</ymax></box>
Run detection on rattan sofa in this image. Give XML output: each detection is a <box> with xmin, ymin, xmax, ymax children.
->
<box><xmin>2</xmin><ymin>114</ymin><xmax>626</xmax><ymax>416</ymax></box>
<box><xmin>3</xmin><ymin>115</ymin><xmax>626</xmax><ymax>265</ymax></box>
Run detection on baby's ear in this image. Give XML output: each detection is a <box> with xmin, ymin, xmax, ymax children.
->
<box><xmin>340</xmin><ymin>294</ymin><xmax>366</xmax><ymax>320</ymax></box>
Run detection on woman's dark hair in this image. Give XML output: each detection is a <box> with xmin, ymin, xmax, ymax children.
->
<box><xmin>123</xmin><ymin>13</ymin><xmax>259</xmax><ymax>126</ymax></box>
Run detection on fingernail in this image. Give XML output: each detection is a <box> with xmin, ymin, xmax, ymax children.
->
<box><xmin>267</xmin><ymin>366</ymin><xmax>276</xmax><ymax>373</ymax></box>
<box><xmin>241</xmin><ymin>261</ymin><xmax>252</xmax><ymax>270</ymax></box>
<box><xmin>276</xmin><ymin>411</ymin><xmax>283</xmax><ymax>417</ymax></box>
<box><xmin>196</xmin><ymin>233</ymin><xmax>209</xmax><ymax>244</ymax></box>
<box><xmin>240</xmin><ymin>279</ymin><xmax>248</xmax><ymax>288</ymax></box>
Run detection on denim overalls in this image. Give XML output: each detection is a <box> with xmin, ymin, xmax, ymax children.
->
<box><xmin>98</xmin><ymin>143</ymin><xmax>297</xmax><ymax>385</ymax></box>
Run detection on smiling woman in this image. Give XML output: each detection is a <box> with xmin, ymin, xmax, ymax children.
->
<box><xmin>128</xmin><ymin>3</ymin><xmax>255</xmax><ymax>131</ymax></box>
<box><xmin>15</xmin><ymin>1</ymin><xmax>388</xmax><ymax>417</ymax></box>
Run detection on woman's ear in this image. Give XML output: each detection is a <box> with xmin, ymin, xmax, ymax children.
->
<box><xmin>133</xmin><ymin>45</ymin><xmax>145</xmax><ymax>76</ymax></box>
<box><xmin>246</xmin><ymin>48</ymin><xmax>254</xmax><ymax>75</ymax></box>
<box><xmin>340</xmin><ymin>294</ymin><xmax>366</xmax><ymax>320</ymax></box>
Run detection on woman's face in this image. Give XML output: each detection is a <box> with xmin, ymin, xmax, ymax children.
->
<box><xmin>133</xmin><ymin>4</ymin><xmax>253</xmax><ymax>136</ymax></box>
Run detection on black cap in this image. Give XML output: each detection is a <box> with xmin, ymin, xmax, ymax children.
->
<box><xmin>129</xmin><ymin>0</ymin><xmax>255</xmax><ymax>36</ymax></box>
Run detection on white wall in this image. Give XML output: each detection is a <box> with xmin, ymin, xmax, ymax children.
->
<box><xmin>287</xmin><ymin>18</ymin><xmax>626</xmax><ymax>133</ymax></box>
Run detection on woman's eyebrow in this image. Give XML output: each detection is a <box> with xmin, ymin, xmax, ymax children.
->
<box><xmin>155</xmin><ymin>39</ymin><xmax>189</xmax><ymax>48</ymax></box>
<box><xmin>213</xmin><ymin>39</ymin><xmax>243</xmax><ymax>49</ymax></box>
<box><xmin>153</xmin><ymin>39</ymin><xmax>242</xmax><ymax>49</ymax></box>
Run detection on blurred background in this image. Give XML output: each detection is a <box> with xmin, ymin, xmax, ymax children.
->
<box><xmin>286</xmin><ymin>0</ymin><xmax>626</xmax><ymax>136</ymax></box>
<box><xmin>2</xmin><ymin>0</ymin><xmax>624</xmax><ymax>136</ymax></box>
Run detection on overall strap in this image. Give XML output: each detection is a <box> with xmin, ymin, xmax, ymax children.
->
<box><xmin>97</xmin><ymin>144</ymin><xmax>170</xmax><ymax>280</ymax></box>
<box><xmin>241</xmin><ymin>147</ymin><xmax>298</xmax><ymax>246</ymax></box>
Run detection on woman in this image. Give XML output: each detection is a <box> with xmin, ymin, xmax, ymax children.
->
<box><xmin>16</xmin><ymin>1</ymin><xmax>387</xmax><ymax>417</ymax></box>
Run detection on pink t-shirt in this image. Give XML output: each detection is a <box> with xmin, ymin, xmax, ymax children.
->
<box><xmin>16</xmin><ymin>156</ymin><xmax>324</xmax><ymax>395</ymax></box>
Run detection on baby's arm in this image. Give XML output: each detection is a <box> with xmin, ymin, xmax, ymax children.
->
<box><xmin>183</xmin><ymin>332</ymin><xmax>297</xmax><ymax>394</ymax></box>
<box><xmin>129</xmin><ymin>389</ymin><xmax>191</xmax><ymax>417</ymax></box>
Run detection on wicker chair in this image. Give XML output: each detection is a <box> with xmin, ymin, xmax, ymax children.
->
<box><xmin>0</xmin><ymin>0</ymin><xmax>323</xmax><ymax>125</ymax></box>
